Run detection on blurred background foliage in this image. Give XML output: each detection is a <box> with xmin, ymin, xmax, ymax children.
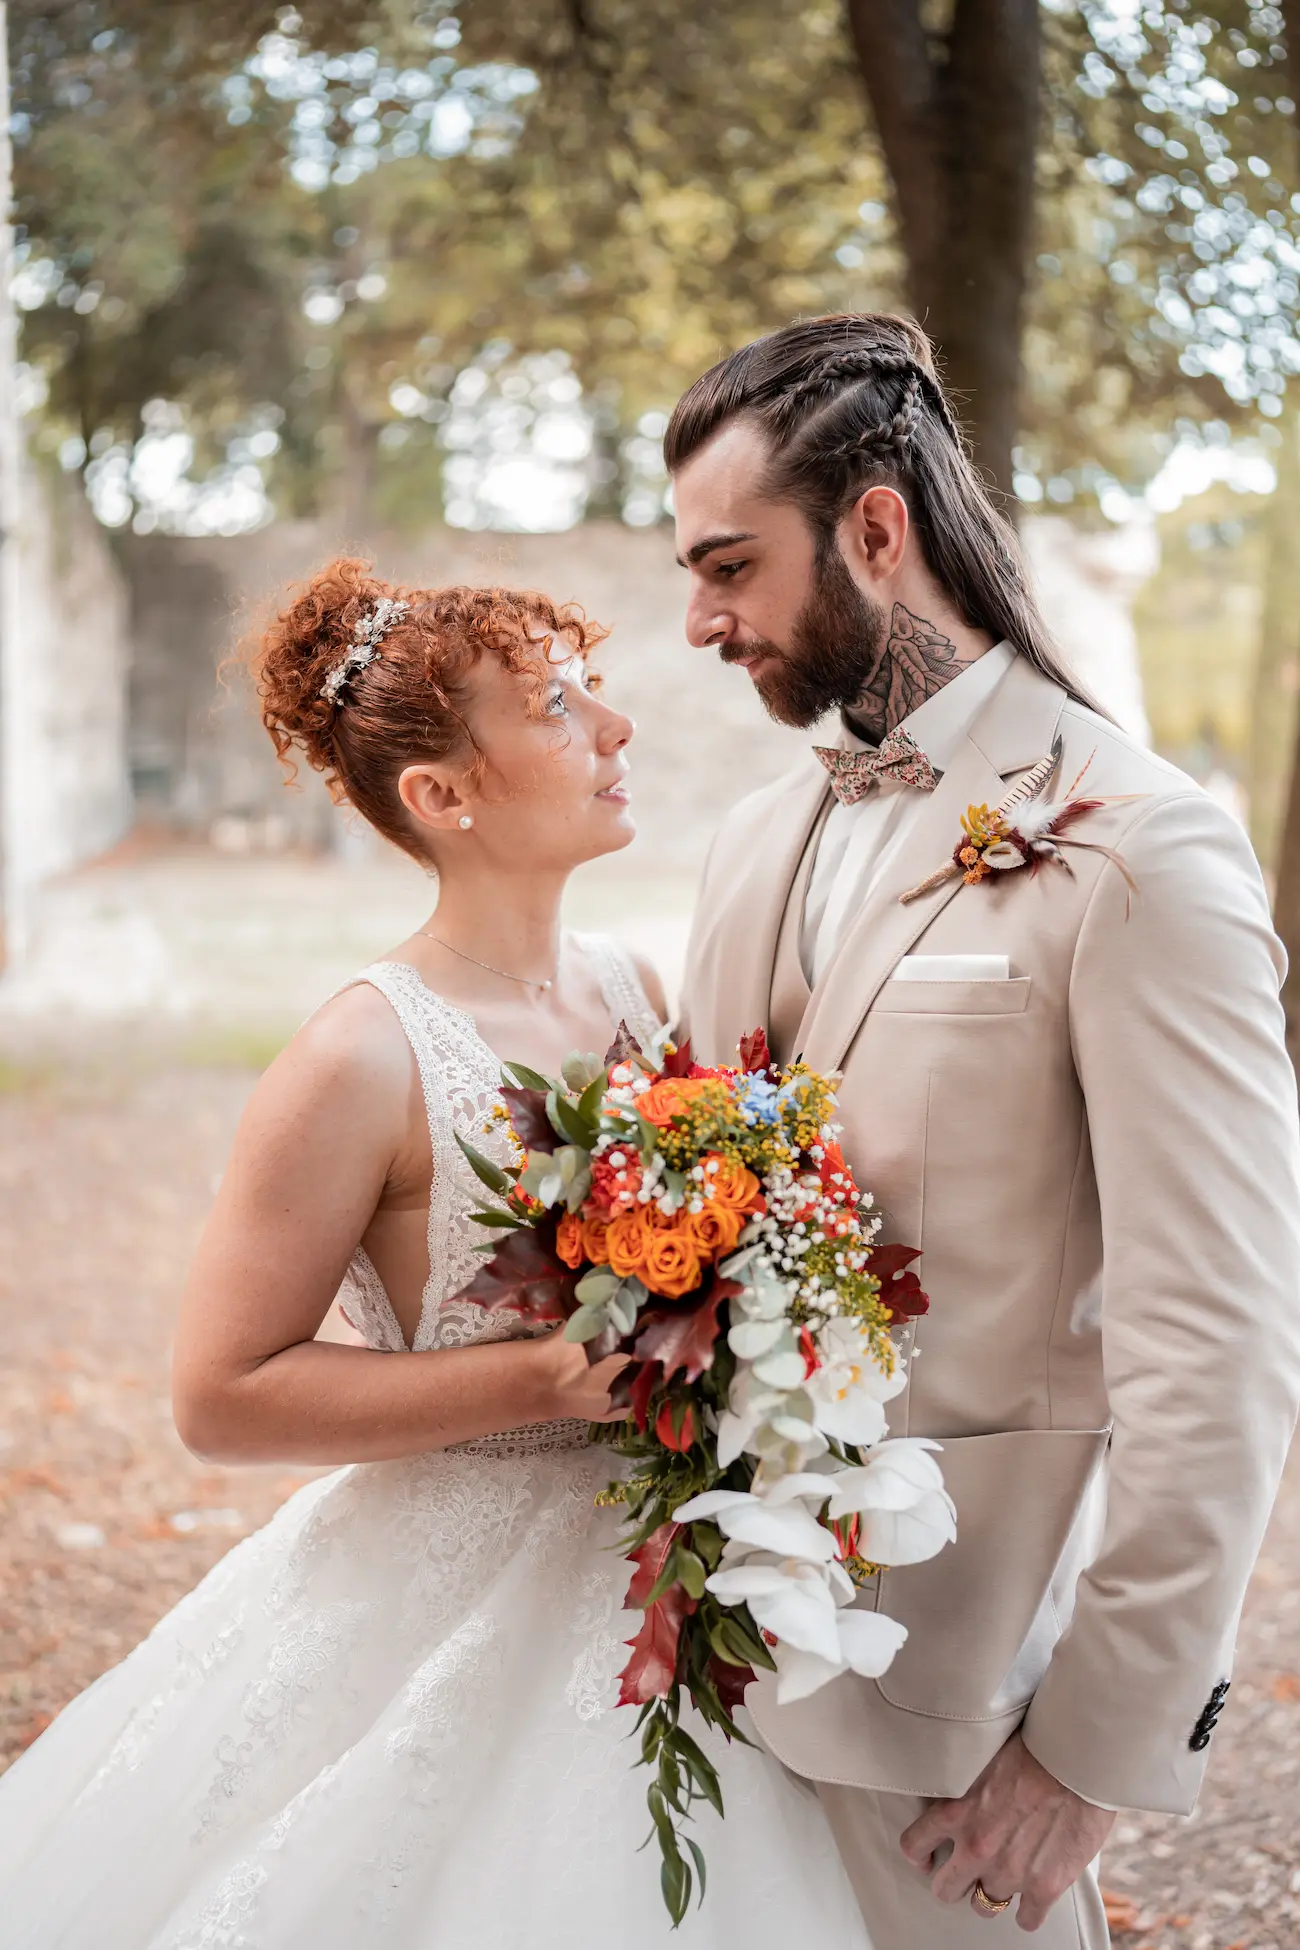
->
<box><xmin>8</xmin><ymin>0</ymin><xmax>1300</xmax><ymax>883</ymax></box>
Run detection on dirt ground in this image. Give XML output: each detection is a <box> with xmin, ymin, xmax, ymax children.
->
<box><xmin>0</xmin><ymin>1047</ymin><xmax>1297</xmax><ymax>1948</ymax></box>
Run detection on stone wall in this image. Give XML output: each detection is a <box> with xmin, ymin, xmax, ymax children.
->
<box><xmin>1</xmin><ymin>461</ymin><xmax>133</xmax><ymax>950</ymax></box>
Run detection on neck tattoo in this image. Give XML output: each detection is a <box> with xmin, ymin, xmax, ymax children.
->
<box><xmin>846</xmin><ymin>603</ymin><xmax>969</xmax><ymax>747</ymax></box>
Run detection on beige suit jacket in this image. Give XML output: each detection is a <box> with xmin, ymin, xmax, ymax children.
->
<box><xmin>679</xmin><ymin>651</ymin><xmax>1300</xmax><ymax>1815</ymax></box>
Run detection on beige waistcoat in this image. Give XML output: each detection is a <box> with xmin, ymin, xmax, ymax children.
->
<box><xmin>679</xmin><ymin>651</ymin><xmax>1300</xmax><ymax>1814</ymax></box>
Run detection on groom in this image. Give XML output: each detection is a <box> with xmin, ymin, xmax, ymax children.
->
<box><xmin>669</xmin><ymin>314</ymin><xmax>1300</xmax><ymax>1946</ymax></box>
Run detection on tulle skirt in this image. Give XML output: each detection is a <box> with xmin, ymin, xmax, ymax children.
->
<box><xmin>0</xmin><ymin>1440</ymin><xmax>870</xmax><ymax>1948</ymax></box>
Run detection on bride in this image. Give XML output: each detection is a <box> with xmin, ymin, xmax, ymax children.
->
<box><xmin>0</xmin><ymin>561</ymin><xmax>870</xmax><ymax>1948</ymax></box>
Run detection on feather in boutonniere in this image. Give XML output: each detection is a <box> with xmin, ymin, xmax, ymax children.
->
<box><xmin>901</xmin><ymin>745</ymin><xmax>1143</xmax><ymax>908</ymax></box>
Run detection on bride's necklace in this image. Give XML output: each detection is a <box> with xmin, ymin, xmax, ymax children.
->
<box><xmin>418</xmin><ymin>932</ymin><xmax>555</xmax><ymax>993</ymax></box>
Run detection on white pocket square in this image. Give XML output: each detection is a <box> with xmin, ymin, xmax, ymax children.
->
<box><xmin>893</xmin><ymin>954</ymin><xmax>1011</xmax><ymax>982</ymax></box>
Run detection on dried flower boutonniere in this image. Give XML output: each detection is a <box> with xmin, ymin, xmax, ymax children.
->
<box><xmin>901</xmin><ymin>743</ymin><xmax>1142</xmax><ymax>908</ymax></box>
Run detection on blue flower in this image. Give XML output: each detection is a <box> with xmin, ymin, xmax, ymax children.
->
<box><xmin>735</xmin><ymin>1074</ymin><xmax>781</xmax><ymax>1126</ymax></box>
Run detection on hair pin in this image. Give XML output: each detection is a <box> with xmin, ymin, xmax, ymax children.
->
<box><xmin>320</xmin><ymin>597</ymin><xmax>410</xmax><ymax>706</ymax></box>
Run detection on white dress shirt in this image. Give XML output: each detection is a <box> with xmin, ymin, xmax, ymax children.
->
<box><xmin>800</xmin><ymin>640</ymin><xmax>1015</xmax><ymax>986</ymax></box>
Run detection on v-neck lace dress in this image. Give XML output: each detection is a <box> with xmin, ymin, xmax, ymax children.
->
<box><xmin>0</xmin><ymin>939</ymin><xmax>870</xmax><ymax>1950</ymax></box>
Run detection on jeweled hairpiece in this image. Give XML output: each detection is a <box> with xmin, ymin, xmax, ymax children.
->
<box><xmin>320</xmin><ymin>596</ymin><xmax>410</xmax><ymax>706</ymax></box>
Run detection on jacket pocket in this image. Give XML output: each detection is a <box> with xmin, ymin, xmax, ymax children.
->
<box><xmin>870</xmin><ymin>1427</ymin><xmax>1109</xmax><ymax>1722</ymax></box>
<box><xmin>874</xmin><ymin>976</ymin><xmax>1032</xmax><ymax>1016</ymax></box>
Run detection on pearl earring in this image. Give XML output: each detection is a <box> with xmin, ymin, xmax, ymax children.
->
<box><xmin>458</xmin><ymin>814</ymin><xmax>473</xmax><ymax>830</ymax></box>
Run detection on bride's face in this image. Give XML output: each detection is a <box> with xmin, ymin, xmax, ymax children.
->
<box><xmin>401</xmin><ymin>645</ymin><xmax>636</xmax><ymax>870</ymax></box>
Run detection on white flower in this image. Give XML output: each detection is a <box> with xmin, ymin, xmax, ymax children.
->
<box><xmin>805</xmin><ymin>1317</ymin><xmax>905</xmax><ymax>1446</ymax></box>
<box><xmin>981</xmin><ymin>839</ymin><xmax>1025</xmax><ymax>871</ymax></box>
<box><xmin>771</xmin><ymin>1609</ymin><xmax>910</xmax><ymax>1704</ymax></box>
<box><xmin>707</xmin><ymin>1558</ymin><xmax>843</xmax><ymax>1666</ymax></box>
<box><xmin>673</xmin><ymin>1483</ymin><xmax>836</xmax><ymax>1562</ymax></box>
<box><xmin>825</xmin><ymin>1439</ymin><xmax>956</xmax><ymax>1565</ymax></box>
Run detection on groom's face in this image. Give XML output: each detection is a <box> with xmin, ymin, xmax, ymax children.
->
<box><xmin>673</xmin><ymin>417</ymin><xmax>887</xmax><ymax>728</ymax></box>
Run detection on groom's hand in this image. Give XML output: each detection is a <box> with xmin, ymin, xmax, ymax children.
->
<box><xmin>899</xmin><ymin>1732</ymin><xmax>1115</xmax><ymax>1931</ymax></box>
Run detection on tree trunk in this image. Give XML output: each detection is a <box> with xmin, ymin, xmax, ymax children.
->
<box><xmin>1247</xmin><ymin>407</ymin><xmax>1300</xmax><ymax>871</ymax></box>
<box><xmin>845</xmin><ymin>0</ymin><xmax>1041</xmax><ymax>493</ymax></box>
<box><xmin>0</xmin><ymin>3</ymin><xmax>18</xmax><ymax>969</ymax></box>
<box><xmin>1264</xmin><ymin>0</ymin><xmax>1300</xmax><ymax>1065</ymax></box>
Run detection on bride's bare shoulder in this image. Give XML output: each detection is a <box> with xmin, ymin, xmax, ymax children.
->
<box><xmin>257</xmin><ymin>980</ymin><xmax>416</xmax><ymax>1123</ymax></box>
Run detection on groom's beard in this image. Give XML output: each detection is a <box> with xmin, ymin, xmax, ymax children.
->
<box><xmin>721</xmin><ymin>543</ymin><xmax>889</xmax><ymax>730</ymax></box>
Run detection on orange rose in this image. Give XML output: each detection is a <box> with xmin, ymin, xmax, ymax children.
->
<box><xmin>555</xmin><ymin>1211</ymin><xmax>585</xmax><ymax>1269</ymax></box>
<box><xmin>637</xmin><ymin>1078</ymin><xmax>711</xmax><ymax>1127</ymax></box>
<box><xmin>582</xmin><ymin>1213</ymin><xmax>612</xmax><ymax>1264</ymax></box>
<box><xmin>702</xmin><ymin>1154</ymin><xmax>763</xmax><ymax>1213</ymax></box>
<box><xmin>641</xmin><ymin>1224</ymin><xmax>703</xmax><ymax>1300</ymax></box>
<box><xmin>606</xmin><ymin>1207</ymin><xmax>659</xmax><ymax>1278</ymax></box>
<box><xmin>687</xmin><ymin>1200</ymin><xmax>744</xmax><ymax>1258</ymax></box>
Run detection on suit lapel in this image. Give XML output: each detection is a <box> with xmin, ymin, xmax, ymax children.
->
<box><xmin>799</xmin><ymin>655</ymin><xmax>1067</xmax><ymax>1075</ymax></box>
<box><xmin>707</xmin><ymin>762</ymin><xmax>830</xmax><ymax>1060</ymax></box>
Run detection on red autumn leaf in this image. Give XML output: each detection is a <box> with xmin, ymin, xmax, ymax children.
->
<box><xmin>500</xmin><ymin>1085</ymin><xmax>554</xmax><ymax>1153</ymax></box>
<box><xmin>655</xmin><ymin>1399</ymin><xmax>696</xmax><ymax>1451</ymax></box>
<box><xmin>461</xmin><ymin>1221</ymin><xmax>579</xmax><ymax>1322</ymax></box>
<box><xmin>628</xmin><ymin>1358</ymin><xmax>661</xmax><ymax>1432</ymax></box>
<box><xmin>633</xmin><ymin>1275</ymin><xmax>740</xmax><ymax>1383</ymax></box>
<box><xmin>626</xmin><ymin>1521</ymin><xmax>679</xmax><ymax>1608</ymax></box>
<box><xmin>619</xmin><ymin>1525</ymin><xmax>695</xmax><ymax>1706</ymax></box>
<box><xmin>868</xmin><ymin>1242</ymin><xmax>930</xmax><ymax>1321</ymax></box>
<box><xmin>604</xmin><ymin>1020</ymin><xmax>646</xmax><ymax>1066</ymax></box>
<box><xmin>708</xmin><ymin>1653</ymin><xmax>757</xmax><ymax>1718</ymax></box>
<box><xmin>738</xmin><ymin>1027</ymin><xmax>778</xmax><ymax>1078</ymax></box>
<box><xmin>660</xmin><ymin>1038</ymin><xmax>696</xmax><ymax>1079</ymax></box>
<box><xmin>618</xmin><ymin>1587</ymin><xmax>696</xmax><ymax>1706</ymax></box>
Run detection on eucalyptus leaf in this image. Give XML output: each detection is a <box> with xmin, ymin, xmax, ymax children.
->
<box><xmin>608</xmin><ymin>1288</ymin><xmax>637</xmax><ymax>1336</ymax></box>
<box><xmin>562</xmin><ymin>1051</ymin><xmax>605</xmax><ymax>1093</ymax></box>
<box><xmin>575</xmin><ymin>1267</ymin><xmax>619</xmax><ymax>1303</ymax></box>
<box><xmin>564</xmin><ymin>1303</ymin><xmax>612</xmax><ymax>1343</ymax></box>
<box><xmin>563</xmin><ymin>1163</ymin><xmax>593</xmax><ymax>1212</ymax></box>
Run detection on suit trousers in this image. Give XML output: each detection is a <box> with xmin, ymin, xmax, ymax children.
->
<box><xmin>817</xmin><ymin>1782</ymin><xmax>1111</xmax><ymax>1950</ymax></box>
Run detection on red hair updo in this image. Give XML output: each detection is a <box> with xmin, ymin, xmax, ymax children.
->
<box><xmin>246</xmin><ymin>557</ymin><xmax>609</xmax><ymax>859</ymax></box>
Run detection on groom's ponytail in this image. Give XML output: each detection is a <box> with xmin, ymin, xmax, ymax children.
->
<box><xmin>664</xmin><ymin>314</ymin><xmax>1102</xmax><ymax>716</ymax></box>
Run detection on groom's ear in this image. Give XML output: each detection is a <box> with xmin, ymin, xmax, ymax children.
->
<box><xmin>841</xmin><ymin>484</ymin><xmax>910</xmax><ymax>585</ymax></box>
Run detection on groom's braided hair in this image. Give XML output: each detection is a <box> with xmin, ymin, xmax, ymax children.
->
<box><xmin>664</xmin><ymin>313</ymin><xmax>1100</xmax><ymax>713</ymax></box>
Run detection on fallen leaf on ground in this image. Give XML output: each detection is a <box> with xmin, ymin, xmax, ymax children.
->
<box><xmin>1270</xmin><ymin>1672</ymin><xmax>1300</xmax><ymax>1702</ymax></box>
<box><xmin>1103</xmin><ymin>1891</ymin><xmax>1143</xmax><ymax>1933</ymax></box>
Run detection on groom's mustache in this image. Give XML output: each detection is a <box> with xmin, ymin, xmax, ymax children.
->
<box><xmin>719</xmin><ymin>638</ymin><xmax>784</xmax><ymax>667</ymax></box>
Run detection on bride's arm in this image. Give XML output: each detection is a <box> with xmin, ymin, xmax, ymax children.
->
<box><xmin>172</xmin><ymin>988</ymin><xmax>624</xmax><ymax>1467</ymax></box>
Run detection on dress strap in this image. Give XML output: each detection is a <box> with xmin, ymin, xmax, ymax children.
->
<box><xmin>336</xmin><ymin>962</ymin><xmax>479</xmax><ymax>1351</ymax></box>
<box><xmin>574</xmin><ymin>933</ymin><xmax>664</xmax><ymax>1056</ymax></box>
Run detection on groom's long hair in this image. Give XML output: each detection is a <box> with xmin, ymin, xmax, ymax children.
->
<box><xmin>664</xmin><ymin>313</ymin><xmax>1102</xmax><ymax>714</ymax></box>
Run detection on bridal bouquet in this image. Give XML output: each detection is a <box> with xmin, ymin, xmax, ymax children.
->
<box><xmin>459</xmin><ymin>1027</ymin><xmax>954</xmax><ymax>1924</ymax></box>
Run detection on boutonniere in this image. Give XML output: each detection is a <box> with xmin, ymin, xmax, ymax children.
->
<box><xmin>901</xmin><ymin>744</ymin><xmax>1142</xmax><ymax>907</ymax></box>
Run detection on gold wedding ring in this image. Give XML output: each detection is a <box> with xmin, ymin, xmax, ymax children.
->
<box><xmin>972</xmin><ymin>1881</ymin><xmax>1013</xmax><ymax>1917</ymax></box>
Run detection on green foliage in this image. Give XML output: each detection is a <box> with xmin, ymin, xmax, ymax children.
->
<box><xmin>10</xmin><ymin>0</ymin><xmax>1300</xmax><ymax>527</ymax></box>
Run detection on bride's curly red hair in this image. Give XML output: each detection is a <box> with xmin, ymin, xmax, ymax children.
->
<box><xmin>244</xmin><ymin>557</ymin><xmax>609</xmax><ymax>859</ymax></box>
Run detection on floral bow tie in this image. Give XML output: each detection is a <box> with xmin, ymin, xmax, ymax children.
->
<box><xmin>813</xmin><ymin>726</ymin><xmax>941</xmax><ymax>806</ymax></box>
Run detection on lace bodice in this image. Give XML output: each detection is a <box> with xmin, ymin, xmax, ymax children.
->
<box><xmin>334</xmin><ymin>933</ymin><xmax>663</xmax><ymax>1358</ymax></box>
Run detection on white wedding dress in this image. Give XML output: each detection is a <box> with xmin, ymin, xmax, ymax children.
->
<box><xmin>0</xmin><ymin>942</ymin><xmax>870</xmax><ymax>1950</ymax></box>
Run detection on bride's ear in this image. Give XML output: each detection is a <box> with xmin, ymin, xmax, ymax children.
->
<box><xmin>397</xmin><ymin>762</ymin><xmax>472</xmax><ymax>837</ymax></box>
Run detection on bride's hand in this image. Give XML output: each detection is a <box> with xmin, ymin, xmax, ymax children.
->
<box><xmin>530</xmin><ymin>1329</ymin><xmax>632</xmax><ymax>1423</ymax></box>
